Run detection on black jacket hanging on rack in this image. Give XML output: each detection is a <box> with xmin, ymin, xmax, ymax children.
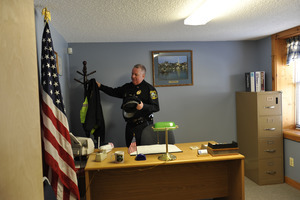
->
<box><xmin>83</xmin><ymin>78</ymin><xmax>105</xmax><ymax>145</ymax></box>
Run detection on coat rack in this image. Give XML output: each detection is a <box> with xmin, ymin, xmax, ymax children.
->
<box><xmin>74</xmin><ymin>61</ymin><xmax>96</xmax><ymax>98</ymax></box>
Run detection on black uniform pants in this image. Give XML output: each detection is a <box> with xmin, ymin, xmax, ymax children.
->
<box><xmin>125</xmin><ymin>121</ymin><xmax>153</xmax><ymax>147</ymax></box>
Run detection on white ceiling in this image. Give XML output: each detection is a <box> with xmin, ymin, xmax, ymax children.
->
<box><xmin>34</xmin><ymin>0</ymin><xmax>300</xmax><ymax>43</ymax></box>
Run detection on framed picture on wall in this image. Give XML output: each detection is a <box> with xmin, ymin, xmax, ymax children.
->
<box><xmin>54</xmin><ymin>51</ymin><xmax>63</xmax><ymax>76</ymax></box>
<box><xmin>152</xmin><ymin>50</ymin><xmax>193</xmax><ymax>87</ymax></box>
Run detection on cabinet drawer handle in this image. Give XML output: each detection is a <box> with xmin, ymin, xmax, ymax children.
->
<box><xmin>264</xmin><ymin>128</ymin><xmax>276</xmax><ymax>131</ymax></box>
<box><xmin>264</xmin><ymin>106</ymin><xmax>275</xmax><ymax>109</ymax></box>
<box><xmin>266</xmin><ymin>171</ymin><xmax>277</xmax><ymax>175</ymax></box>
<box><xmin>264</xmin><ymin>149</ymin><xmax>276</xmax><ymax>153</ymax></box>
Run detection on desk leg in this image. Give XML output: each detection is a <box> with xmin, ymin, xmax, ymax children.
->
<box><xmin>85</xmin><ymin>170</ymin><xmax>91</xmax><ymax>200</ymax></box>
<box><xmin>227</xmin><ymin>159</ymin><xmax>245</xmax><ymax>200</ymax></box>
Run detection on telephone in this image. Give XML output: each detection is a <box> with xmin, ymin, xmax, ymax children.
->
<box><xmin>70</xmin><ymin>132</ymin><xmax>94</xmax><ymax>156</ymax></box>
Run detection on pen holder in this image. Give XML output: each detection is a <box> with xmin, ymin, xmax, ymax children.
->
<box><xmin>95</xmin><ymin>151</ymin><xmax>107</xmax><ymax>162</ymax></box>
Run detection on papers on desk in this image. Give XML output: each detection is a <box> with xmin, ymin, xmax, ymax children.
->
<box><xmin>130</xmin><ymin>144</ymin><xmax>182</xmax><ymax>156</ymax></box>
<box><xmin>99</xmin><ymin>143</ymin><xmax>114</xmax><ymax>153</ymax></box>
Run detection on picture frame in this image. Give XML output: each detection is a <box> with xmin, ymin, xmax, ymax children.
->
<box><xmin>54</xmin><ymin>51</ymin><xmax>62</xmax><ymax>76</ymax></box>
<box><xmin>152</xmin><ymin>50</ymin><xmax>193</xmax><ymax>87</ymax></box>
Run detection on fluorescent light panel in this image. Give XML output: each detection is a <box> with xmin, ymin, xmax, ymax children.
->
<box><xmin>184</xmin><ymin>0</ymin><xmax>238</xmax><ymax>26</ymax></box>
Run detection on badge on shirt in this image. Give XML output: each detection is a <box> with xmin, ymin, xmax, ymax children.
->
<box><xmin>150</xmin><ymin>90</ymin><xmax>158</xmax><ymax>99</ymax></box>
<box><xmin>136</xmin><ymin>90</ymin><xmax>141</xmax><ymax>95</ymax></box>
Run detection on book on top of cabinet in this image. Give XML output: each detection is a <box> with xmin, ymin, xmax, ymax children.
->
<box><xmin>245</xmin><ymin>71</ymin><xmax>265</xmax><ymax>92</ymax></box>
<box><xmin>245</xmin><ymin>72</ymin><xmax>255</xmax><ymax>92</ymax></box>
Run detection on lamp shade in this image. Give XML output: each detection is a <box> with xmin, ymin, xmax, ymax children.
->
<box><xmin>153</xmin><ymin>121</ymin><xmax>177</xmax><ymax>130</ymax></box>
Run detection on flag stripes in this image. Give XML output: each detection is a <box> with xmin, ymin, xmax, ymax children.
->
<box><xmin>41</xmin><ymin>93</ymin><xmax>80</xmax><ymax>199</ymax></box>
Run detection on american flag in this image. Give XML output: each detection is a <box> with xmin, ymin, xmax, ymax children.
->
<box><xmin>40</xmin><ymin>21</ymin><xmax>80</xmax><ymax>200</ymax></box>
<box><xmin>128</xmin><ymin>134</ymin><xmax>137</xmax><ymax>154</ymax></box>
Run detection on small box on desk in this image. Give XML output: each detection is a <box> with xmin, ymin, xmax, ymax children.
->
<box><xmin>207</xmin><ymin>141</ymin><xmax>239</xmax><ymax>156</ymax></box>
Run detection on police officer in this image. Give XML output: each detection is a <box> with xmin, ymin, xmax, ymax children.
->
<box><xmin>97</xmin><ymin>64</ymin><xmax>160</xmax><ymax>147</ymax></box>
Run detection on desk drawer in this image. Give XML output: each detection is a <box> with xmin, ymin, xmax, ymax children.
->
<box><xmin>258</xmin><ymin>116</ymin><xmax>282</xmax><ymax>137</ymax></box>
<box><xmin>258</xmin><ymin>157</ymin><xmax>283</xmax><ymax>185</ymax></box>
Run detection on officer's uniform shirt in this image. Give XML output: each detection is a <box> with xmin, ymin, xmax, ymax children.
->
<box><xmin>99</xmin><ymin>80</ymin><xmax>159</xmax><ymax>122</ymax></box>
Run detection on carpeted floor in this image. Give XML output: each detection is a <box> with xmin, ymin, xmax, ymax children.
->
<box><xmin>245</xmin><ymin>177</ymin><xmax>300</xmax><ymax>200</ymax></box>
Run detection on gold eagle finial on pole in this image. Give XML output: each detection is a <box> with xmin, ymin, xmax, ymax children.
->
<box><xmin>42</xmin><ymin>7</ymin><xmax>51</xmax><ymax>23</ymax></box>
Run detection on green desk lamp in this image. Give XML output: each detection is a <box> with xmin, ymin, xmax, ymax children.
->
<box><xmin>152</xmin><ymin>122</ymin><xmax>178</xmax><ymax>161</ymax></box>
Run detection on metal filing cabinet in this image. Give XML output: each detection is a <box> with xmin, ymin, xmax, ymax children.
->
<box><xmin>236</xmin><ymin>91</ymin><xmax>283</xmax><ymax>185</ymax></box>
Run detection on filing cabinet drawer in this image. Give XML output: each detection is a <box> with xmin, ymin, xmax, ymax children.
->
<box><xmin>258</xmin><ymin>138</ymin><xmax>283</xmax><ymax>159</ymax></box>
<box><xmin>258</xmin><ymin>157</ymin><xmax>283</xmax><ymax>185</ymax></box>
<box><xmin>258</xmin><ymin>116</ymin><xmax>282</xmax><ymax>137</ymax></box>
<box><xmin>258</xmin><ymin>94</ymin><xmax>281</xmax><ymax>116</ymax></box>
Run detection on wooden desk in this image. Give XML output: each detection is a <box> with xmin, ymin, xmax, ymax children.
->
<box><xmin>85</xmin><ymin>142</ymin><xmax>245</xmax><ymax>200</ymax></box>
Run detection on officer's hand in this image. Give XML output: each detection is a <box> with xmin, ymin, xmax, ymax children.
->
<box><xmin>136</xmin><ymin>101</ymin><xmax>143</xmax><ymax>110</ymax></box>
<box><xmin>96</xmin><ymin>81</ymin><xmax>101</xmax><ymax>88</ymax></box>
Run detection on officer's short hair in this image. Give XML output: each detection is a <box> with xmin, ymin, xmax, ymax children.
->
<box><xmin>134</xmin><ymin>64</ymin><xmax>146</xmax><ymax>75</ymax></box>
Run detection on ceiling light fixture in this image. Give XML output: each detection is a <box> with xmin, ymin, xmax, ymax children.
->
<box><xmin>184</xmin><ymin>0</ymin><xmax>238</xmax><ymax>26</ymax></box>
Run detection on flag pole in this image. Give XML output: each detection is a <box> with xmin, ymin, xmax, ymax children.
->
<box><xmin>134</xmin><ymin>133</ymin><xmax>139</xmax><ymax>155</ymax></box>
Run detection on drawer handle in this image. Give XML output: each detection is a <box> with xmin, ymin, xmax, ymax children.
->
<box><xmin>266</xmin><ymin>171</ymin><xmax>277</xmax><ymax>175</ymax></box>
<box><xmin>265</xmin><ymin>106</ymin><xmax>275</xmax><ymax>109</ymax></box>
<box><xmin>265</xmin><ymin>128</ymin><xmax>276</xmax><ymax>131</ymax></box>
<box><xmin>264</xmin><ymin>149</ymin><xmax>276</xmax><ymax>153</ymax></box>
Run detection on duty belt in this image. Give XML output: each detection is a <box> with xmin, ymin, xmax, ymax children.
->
<box><xmin>129</xmin><ymin>117</ymin><xmax>152</xmax><ymax>125</ymax></box>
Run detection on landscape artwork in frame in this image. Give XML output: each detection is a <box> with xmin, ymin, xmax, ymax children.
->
<box><xmin>152</xmin><ymin>50</ymin><xmax>193</xmax><ymax>87</ymax></box>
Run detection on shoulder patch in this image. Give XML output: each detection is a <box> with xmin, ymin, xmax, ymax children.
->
<box><xmin>150</xmin><ymin>90</ymin><xmax>158</xmax><ymax>99</ymax></box>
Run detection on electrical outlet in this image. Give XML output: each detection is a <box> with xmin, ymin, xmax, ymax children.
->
<box><xmin>289</xmin><ymin>157</ymin><xmax>294</xmax><ymax>167</ymax></box>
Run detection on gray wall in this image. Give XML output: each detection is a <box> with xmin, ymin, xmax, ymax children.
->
<box><xmin>68</xmin><ymin>41</ymin><xmax>270</xmax><ymax>147</ymax></box>
<box><xmin>257</xmin><ymin>37</ymin><xmax>273</xmax><ymax>91</ymax></box>
<box><xmin>285</xmin><ymin>139</ymin><xmax>300</xmax><ymax>182</ymax></box>
<box><xmin>34</xmin><ymin>8</ymin><xmax>300</xmax><ymax>185</ymax></box>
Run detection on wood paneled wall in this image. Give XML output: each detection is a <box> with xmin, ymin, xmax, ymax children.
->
<box><xmin>0</xmin><ymin>0</ymin><xmax>43</xmax><ymax>199</ymax></box>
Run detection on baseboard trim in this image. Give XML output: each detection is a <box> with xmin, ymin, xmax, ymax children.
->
<box><xmin>285</xmin><ymin>176</ymin><xmax>300</xmax><ymax>191</ymax></box>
